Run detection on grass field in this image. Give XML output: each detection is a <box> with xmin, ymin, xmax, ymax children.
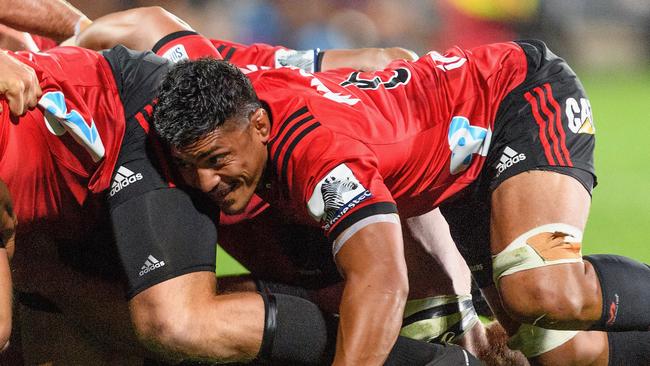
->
<box><xmin>581</xmin><ymin>70</ymin><xmax>650</xmax><ymax>261</ymax></box>
<box><xmin>216</xmin><ymin>69</ymin><xmax>650</xmax><ymax>276</ymax></box>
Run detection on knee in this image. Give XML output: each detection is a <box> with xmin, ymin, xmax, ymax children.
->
<box><xmin>498</xmin><ymin>268</ymin><xmax>593</xmax><ymax>326</ymax></box>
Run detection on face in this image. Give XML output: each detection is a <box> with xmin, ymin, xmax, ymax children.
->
<box><xmin>171</xmin><ymin>109</ymin><xmax>270</xmax><ymax>214</ymax></box>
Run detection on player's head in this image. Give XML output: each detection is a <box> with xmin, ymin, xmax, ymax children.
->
<box><xmin>154</xmin><ymin>58</ymin><xmax>270</xmax><ymax>214</ymax></box>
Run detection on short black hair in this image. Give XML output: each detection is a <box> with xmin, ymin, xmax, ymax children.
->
<box><xmin>153</xmin><ymin>58</ymin><xmax>261</xmax><ymax>149</ymax></box>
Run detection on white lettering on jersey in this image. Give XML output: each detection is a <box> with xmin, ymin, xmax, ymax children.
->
<box><xmin>238</xmin><ymin>64</ymin><xmax>272</xmax><ymax>75</ymax></box>
<box><xmin>565</xmin><ymin>97</ymin><xmax>595</xmax><ymax>134</ymax></box>
<box><xmin>298</xmin><ymin>69</ymin><xmax>360</xmax><ymax>105</ymax></box>
<box><xmin>161</xmin><ymin>44</ymin><xmax>189</xmax><ymax>63</ymax></box>
<box><xmin>428</xmin><ymin>52</ymin><xmax>467</xmax><ymax>72</ymax></box>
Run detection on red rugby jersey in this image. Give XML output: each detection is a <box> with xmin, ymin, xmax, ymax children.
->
<box><xmin>0</xmin><ymin>47</ymin><xmax>124</xmax><ymax>236</ymax></box>
<box><xmin>247</xmin><ymin>42</ymin><xmax>528</xmax><ymax>245</ymax></box>
<box><xmin>0</xmin><ymin>33</ymin><xmax>223</xmax><ymax>237</ymax></box>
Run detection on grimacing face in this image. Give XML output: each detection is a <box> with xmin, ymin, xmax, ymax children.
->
<box><xmin>171</xmin><ymin>109</ymin><xmax>270</xmax><ymax>214</ymax></box>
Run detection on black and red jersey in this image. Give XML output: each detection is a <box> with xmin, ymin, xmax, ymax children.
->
<box><xmin>0</xmin><ymin>31</ymin><xmax>319</xmax><ymax>240</ymax></box>
<box><xmin>246</xmin><ymin>42</ymin><xmax>528</xmax><ymax>246</ymax></box>
<box><xmin>0</xmin><ymin>46</ymin><xmax>126</xmax><ymax>237</ymax></box>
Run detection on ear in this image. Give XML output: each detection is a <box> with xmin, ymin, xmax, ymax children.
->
<box><xmin>250</xmin><ymin>108</ymin><xmax>270</xmax><ymax>143</ymax></box>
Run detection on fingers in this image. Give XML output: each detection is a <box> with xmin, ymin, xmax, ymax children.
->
<box><xmin>0</xmin><ymin>50</ymin><xmax>41</xmax><ymax>116</ymax></box>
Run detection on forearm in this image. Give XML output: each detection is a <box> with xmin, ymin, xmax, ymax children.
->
<box><xmin>0</xmin><ymin>24</ymin><xmax>38</xmax><ymax>52</ymax></box>
<box><xmin>332</xmin><ymin>220</ymin><xmax>408</xmax><ymax>365</ymax></box>
<box><xmin>0</xmin><ymin>0</ymin><xmax>88</xmax><ymax>42</ymax></box>
<box><xmin>334</xmin><ymin>274</ymin><xmax>407</xmax><ymax>365</ymax></box>
<box><xmin>320</xmin><ymin>47</ymin><xmax>418</xmax><ymax>72</ymax></box>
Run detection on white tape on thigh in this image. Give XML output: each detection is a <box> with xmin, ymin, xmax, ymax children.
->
<box><xmin>508</xmin><ymin>323</ymin><xmax>578</xmax><ymax>358</ymax></box>
<box><xmin>492</xmin><ymin>223</ymin><xmax>584</xmax><ymax>284</ymax></box>
<box><xmin>400</xmin><ymin>295</ymin><xmax>479</xmax><ymax>344</ymax></box>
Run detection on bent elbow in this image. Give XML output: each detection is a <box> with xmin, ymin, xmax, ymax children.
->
<box><xmin>132</xmin><ymin>308</ymin><xmax>188</xmax><ymax>353</ymax></box>
<box><xmin>130</xmin><ymin>300</ymin><xmax>250</xmax><ymax>363</ymax></box>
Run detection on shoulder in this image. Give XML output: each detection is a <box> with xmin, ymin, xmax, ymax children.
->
<box><xmin>101</xmin><ymin>45</ymin><xmax>171</xmax><ymax>119</ymax></box>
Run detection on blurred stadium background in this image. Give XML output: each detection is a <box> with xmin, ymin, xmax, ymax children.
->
<box><xmin>73</xmin><ymin>0</ymin><xmax>650</xmax><ymax>273</ymax></box>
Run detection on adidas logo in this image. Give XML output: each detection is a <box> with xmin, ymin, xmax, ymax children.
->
<box><xmin>496</xmin><ymin>146</ymin><xmax>526</xmax><ymax>177</ymax></box>
<box><xmin>110</xmin><ymin>166</ymin><xmax>143</xmax><ymax>196</ymax></box>
<box><xmin>139</xmin><ymin>255</ymin><xmax>166</xmax><ymax>277</ymax></box>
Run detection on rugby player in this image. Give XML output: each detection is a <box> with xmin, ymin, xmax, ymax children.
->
<box><xmin>153</xmin><ymin>37</ymin><xmax>650</xmax><ymax>365</ymax></box>
<box><xmin>0</xmin><ymin>4</ymin><xmax>481</xmax><ymax>366</ymax></box>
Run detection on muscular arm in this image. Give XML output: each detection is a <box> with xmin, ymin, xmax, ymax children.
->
<box><xmin>76</xmin><ymin>6</ymin><xmax>417</xmax><ymax>71</ymax></box>
<box><xmin>320</xmin><ymin>47</ymin><xmax>418</xmax><ymax>72</ymax></box>
<box><xmin>0</xmin><ymin>0</ymin><xmax>90</xmax><ymax>42</ymax></box>
<box><xmin>76</xmin><ymin>6</ymin><xmax>192</xmax><ymax>52</ymax></box>
<box><xmin>333</xmin><ymin>221</ymin><xmax>409</xmax><ymax>366</ymax></box>
<box><xmin>130</xmin><ymin>272</ymin><xmax>264</xmax><ymax>363</ymax></box>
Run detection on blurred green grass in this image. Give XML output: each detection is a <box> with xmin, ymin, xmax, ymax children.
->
<box><xmin>581</xmin><ymin>69</ymin><xmax>650</xmax><ymax>262</ymax></box>
<box><xmin>216</xmin><ymin>69</ymin><xmax>650</xmax><ymax>275</ymax></box>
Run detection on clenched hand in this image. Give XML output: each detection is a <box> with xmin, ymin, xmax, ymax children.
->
<box><xmin>0</xmin><ymin>49</ymin><xmax>41</xmax><ymax>115</ymax></box>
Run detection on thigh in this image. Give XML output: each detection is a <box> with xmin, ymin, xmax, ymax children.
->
<box><xmin>485</xmin><ymin>40</ymin><xmax>597</xmax><ymax>250</ymax></box>
<box><xmin>490</xmin><ymin>170</ymin><xmax>591</xmax><ymax>253</ymax></box>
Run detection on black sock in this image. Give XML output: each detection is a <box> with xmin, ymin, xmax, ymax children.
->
<box><xmin>584</xmin><ymin>255</ymin><xmax>650</xmax><ymax>331</ymax></box>
<box><xmin>608</xmin><ymin>331</ymin><xmax>650</xmax><ymax>366</ymax></box>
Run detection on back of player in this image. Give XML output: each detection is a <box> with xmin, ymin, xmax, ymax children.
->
<box><xmin>315</xmin><ymin>42</ymin><xmax>528</xmax><ymax>215</ymax></box>
<box><xmin>0</xmin><ymin>46</ymin><xmax>124</xmax><ymax>238</ymax></box>
<box><xmin>248</xmin><ymin>41</ymin><xmax>528</xmax><ymax>236</ymax></box>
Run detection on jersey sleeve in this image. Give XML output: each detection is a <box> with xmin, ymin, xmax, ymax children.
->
<box><xmin>101</xmin><ymin>45</ymin><xmax>170</xmax><ymax>120</ymax></box>
<box><xmin>12</xmin><ymin>46</ymin><xmax>126</xmax><ymax>193</ymax></box>
<box><xmin>211</xmin><ymin>38</ymin><xmax>322</xmax><ymax>72</ymax></box>
<box><xmin>268</xmin><ymin>107</ymin><xmax>398</xmax><ymax>255</ymax></box>
<box><xmin>152</xmin><ymin>30</ymin><xmax>222</xmax><ymax>62</ymax></box>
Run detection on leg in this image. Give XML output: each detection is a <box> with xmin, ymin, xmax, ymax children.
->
<box><xmin>491</xmin><ymin>171</ymin><xmax>650</xmax><ymax>364</ymax></box>
<box><xmin>482</xmin><ymin>283</ymin><xmax>609</xmax><ymax>366</ymax></box>
<box><xmin>491</xmin><ymin>170</ymin><xmax>601</xmax><ymax>328</ymax></box>
<box><xmin>401</xmin><ymin>208</ymin><xmax>535</xmax><ymax>365</ymax></box>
